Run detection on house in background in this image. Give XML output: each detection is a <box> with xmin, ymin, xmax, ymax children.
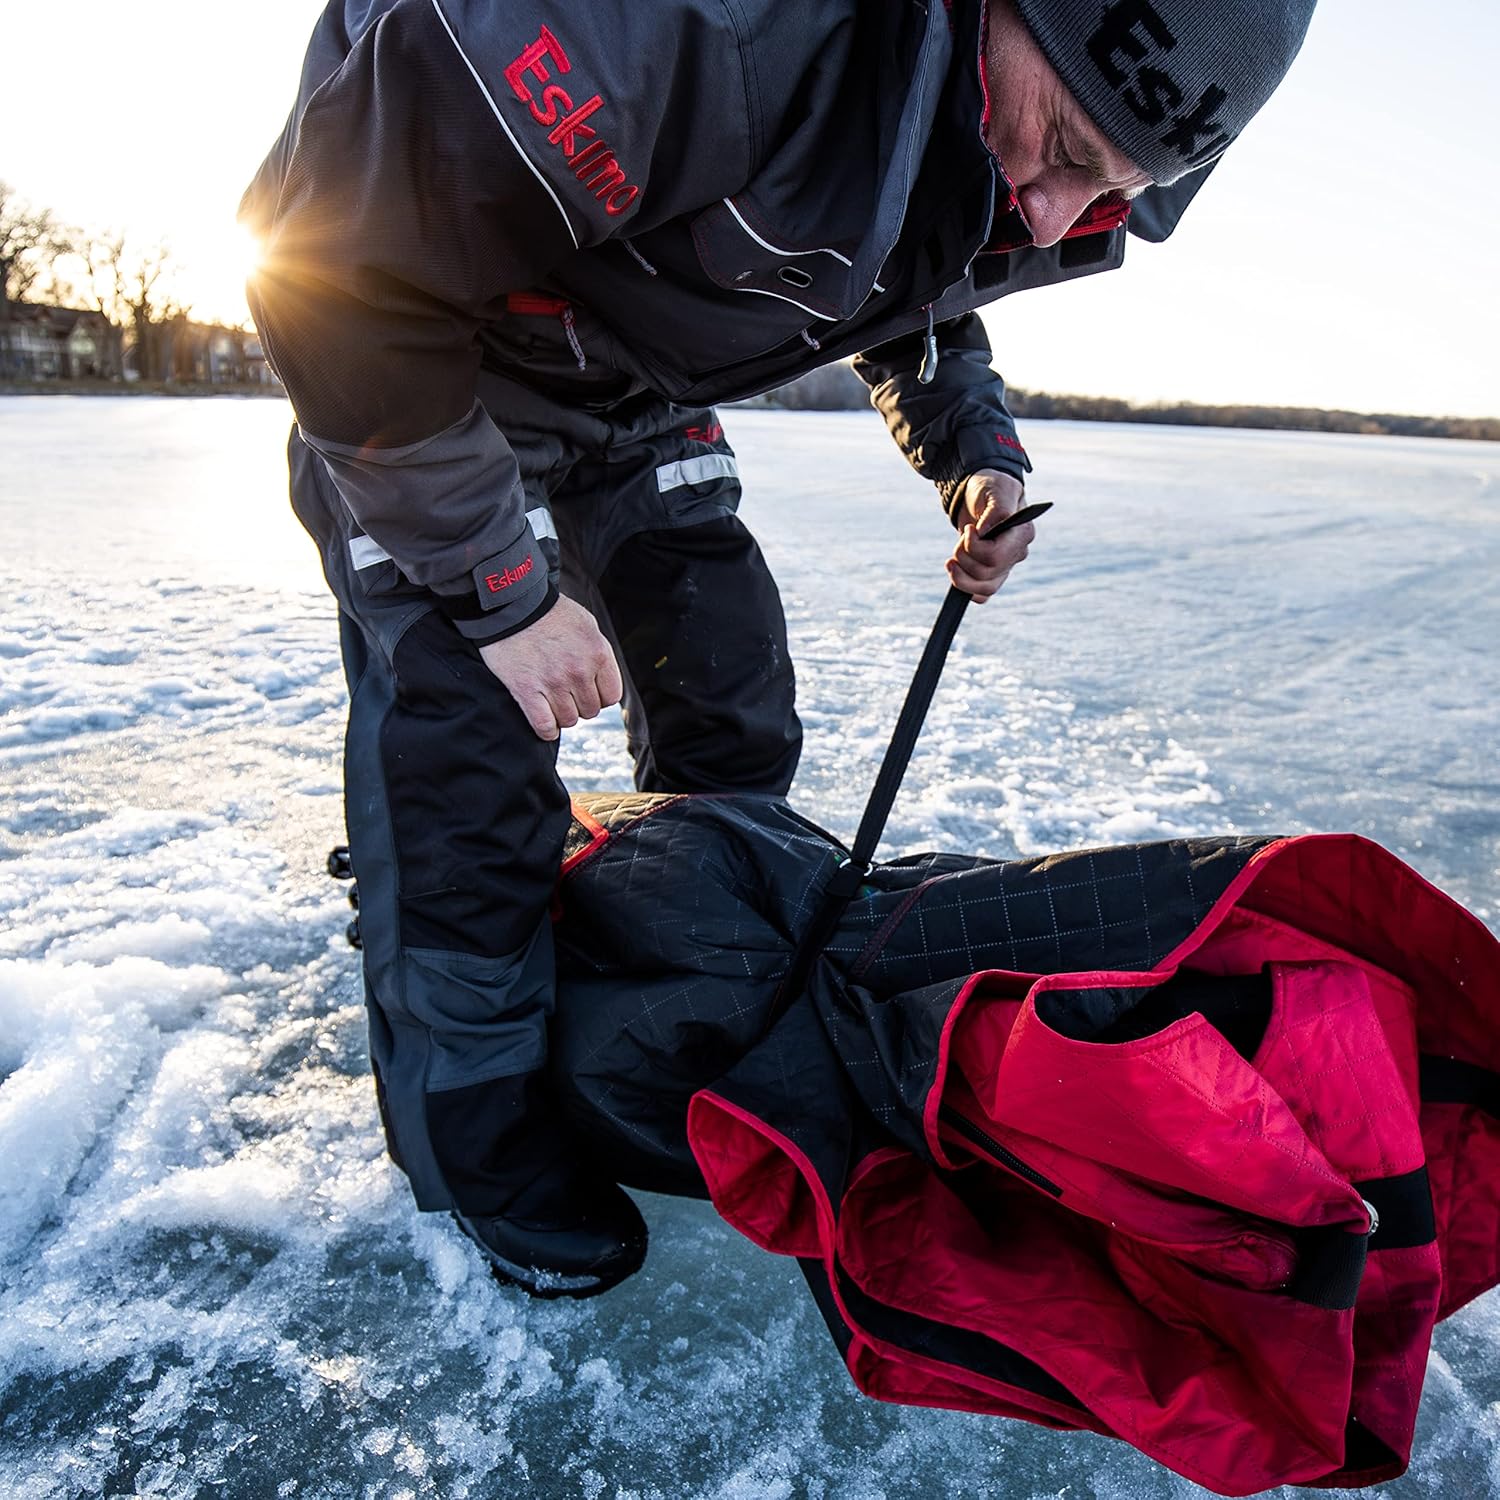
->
<box><xmin>161</xmin><ymin>321</ymin><xmax>278</xmax><ymax>386</ymax></box>
<box><xmin>0</xmin><ymin>305</ymin><xmax>122</xmax><ymax>380</ymax></box>
<box><xmin>1</xmin><ymin>302</ymin><xmax>278</xmax><ymax>387</ymax></box>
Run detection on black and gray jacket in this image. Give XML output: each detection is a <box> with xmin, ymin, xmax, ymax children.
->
<box><xmin>242</xmin><ymin>0</ymin><xmax>1205</xmax><ymax>642</ymax></box>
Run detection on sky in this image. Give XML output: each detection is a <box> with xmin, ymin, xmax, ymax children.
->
<box><xmin>5</xmin><ymin>0</ymin><xmax>1497</xmax><ymax>418</ymax></box>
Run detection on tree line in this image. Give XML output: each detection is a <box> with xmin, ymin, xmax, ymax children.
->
<box><xmin>0</xmin><ymin>180</ymin><xmax>212</xmax><ymax>382</ymax></box>
<box><xmin>1003</xmin><ymin>389</ymin><xmax>1500</xmax><ymax>444</ymax></box>
<box><xmin>738</xmin><ymin>350</ymin><xmax>1499</xmax><ymax>443</ymax></box>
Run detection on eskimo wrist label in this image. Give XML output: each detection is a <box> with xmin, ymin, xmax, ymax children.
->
<box><xmin>468</xmin><ymin>523</ymin><xmax>548</xmax><ymax>620</ymax></box>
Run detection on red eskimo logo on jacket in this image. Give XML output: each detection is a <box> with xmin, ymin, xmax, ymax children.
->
<box><xmin>504</xmin><ymin>28</ymin><xmax>641</xmax><ymax>216</ymax></box>
<box><xmin>485</xmin><ymin>555</ymin><xmax>534</xmax><ymax>593</ymax></box>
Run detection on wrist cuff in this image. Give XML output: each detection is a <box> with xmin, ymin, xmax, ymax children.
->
<box><xmin>932</xmin><ymin>426</ymin><xmax>1032</xmax><ymax>521</ymax></box>
<box><xmin>431</xmin><ymin>522</ymin><xmax>550</xmax><ymax>633</ymax></box>
<box><xmin>462</xmin><ymin>584</ymin><xmax>560</xmax><ymax>646</ymax></box>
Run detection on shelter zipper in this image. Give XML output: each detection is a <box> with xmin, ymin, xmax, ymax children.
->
<box><xmin>938</xmin><ymin>1103</ymin><xmax>1062</xmax><ymax>1197</ymax></box>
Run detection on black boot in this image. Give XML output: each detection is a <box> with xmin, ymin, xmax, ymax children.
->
<box><xmin>452</xmin><ymin>1174</ymin><xmax>647</xmax><ymax>1299</ymax></box>
<box><xmin>430</xmin><ymin>1073</ymin><xmax>647</xmax><ymax>1299</ymax></box>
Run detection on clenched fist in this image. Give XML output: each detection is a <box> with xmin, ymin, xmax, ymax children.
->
<box><xmin>479</xmin><ymin>595</ymin><xmax>623</xmax><ymax>740</ymax></box>
<box><xmin>947</xmin><ymin>469</ymin><xmax>1035</xmax><ymax>602</ymax></box>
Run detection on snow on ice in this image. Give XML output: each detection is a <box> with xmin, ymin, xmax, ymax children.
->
<box><xmin>1</xmin><ymin>397</ymin><xmax>1498</xmax><ymax>1498</ymax></box>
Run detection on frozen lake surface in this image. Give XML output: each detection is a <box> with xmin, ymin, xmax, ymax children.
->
<box><xmin>1</xmin><ymin>396</ymin><xmax>1498</xmax><ymax>1498</ymax></box>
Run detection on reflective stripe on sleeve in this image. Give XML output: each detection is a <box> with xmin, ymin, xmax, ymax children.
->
<box><xmin>349</xmin><ymin>535</ymin><xmax>393</xmax><ymax>570</ymax></box>
<box><xmin>350</xmin><ymin>511</ymin><xmax>552</xmax><ymax>574</ymax></box>
<box><xmin>525</xmin><ymin>506</ymin><xmax>558</xmax><ymax>542</ymax></box>
<box><xmin>655</xmin><ymin>454</ymin><xmax>740</xmax><ymax>493</ymax></box>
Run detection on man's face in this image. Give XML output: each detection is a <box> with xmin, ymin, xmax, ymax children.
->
<box><xmin>982</xmin><ymin>0</ymin><xmax>1152</xmax><ymax>248</ymax></box>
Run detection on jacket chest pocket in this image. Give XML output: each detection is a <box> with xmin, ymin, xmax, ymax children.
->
<box><xmin>485</xmin><ymin>292</ymin><xmax>630</xmax><ymax>390</ymax></box>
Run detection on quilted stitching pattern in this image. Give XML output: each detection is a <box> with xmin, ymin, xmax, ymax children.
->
<box><xmin>856</xmin><ymin>836</ymin><xmax>1268</xmax><ymax>990</ymax></box>
<box><xmin>1424</xmin><ymin>1103</ymin><xmax>1500</xmax><ymax>1318</ymax></box>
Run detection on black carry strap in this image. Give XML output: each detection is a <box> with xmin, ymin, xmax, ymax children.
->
<box><xmin>767</xmin><ymin>502</ymin><xmax>1053</xmax><ymax>1024</ymax></box>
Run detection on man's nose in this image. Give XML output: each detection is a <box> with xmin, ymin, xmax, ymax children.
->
<box><xmin>1017</xmin><ymin>179</ymin><xmax>1100</xmax><ymax>248</ymax></box>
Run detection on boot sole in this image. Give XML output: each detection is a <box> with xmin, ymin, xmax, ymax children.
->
<box><xmin>451</xmin><ymin>1212</ymin><xmax>646</xmax><ymax>1300</ymax></box>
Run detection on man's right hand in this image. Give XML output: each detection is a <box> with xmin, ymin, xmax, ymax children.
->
<box><xmin>479</xmin><ymin>595</ymin><xmax>623</xmax><ymax>741</ymax></box>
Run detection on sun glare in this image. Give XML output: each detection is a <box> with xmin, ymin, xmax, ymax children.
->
<box><xmin>176</xmin><ymin>220</ymin><xmax>265</xmax><ymax>330</ymax></box>
<box><xmin>227</xmin><ymin>221</ymin><xmax>266</xmax><ymax>286</ymax></box>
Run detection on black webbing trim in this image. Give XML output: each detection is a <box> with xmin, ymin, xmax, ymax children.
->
<box><xmin>1287</xmin><ymin>1225</ymin><xmax>1368</xmax><ymax>1310</ymax></box>
<box><xmin>830</xmin><ymin>1264</ymin><xmax>1086</xmax><ymax>1410</ymax></box>
<box><xmin>1419</xmin><ymin>1054</ymin><xmax>1500</xmax><ymax>1121</ymax></box>
<box><xmin>799</xmin><ymin>1257</ymin><xmax>856</xmax><ymax>1360</ymax></box>
<box><xmin>1330</xmin><ymin>1416</ymin><xmax>1403</xmax><ymax>1481</ymax></box>
<box><xmin>1287</xmin><ymin>1166</ymin><xmax>1435</xmax><ymax>1308</ymax></box>
<box><xmin>1355</xmin><ymin>1166</ymin><xmax>1436</xmax><ymax>1251</ymax></box>
<box><xmin>770</xmin><ymin>857</ymin><xmax>869</xmax><ymax>1002</ymax></box>
<box><xmin>847</xmin><ymin>591</ymin><xmax>970</xmax><ymax>873</ymax></box>
<box><xmin>768</xmin><ymin>588</ymin><xmax>971</xmax><ymax>1019</ymax></box>
<box><xmin>765</xmin><ymin>504</ymin><xmax>1052</xmax><ymax>1033</ymax></box>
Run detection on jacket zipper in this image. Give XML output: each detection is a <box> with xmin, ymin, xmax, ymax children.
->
<box><xmin>919</xmin><ymin>192</ymin><xmax>1124</xmax><ymax>374</ymax></box>
<box><xmin>622</xmin><ymin>239</ymin><xmax>659</xmax><ymax>276</ymax></box>
<box><xmin>918</xmin><ymin>302</ymin><xmax>939</xmax><ymax>384</ymax></box>
<box><xmin>560</xmin><ymin>305</ymin><xmax>587</xmax><ymax>370</ymax></box>
<box><xmin>938</xmin><ymin>1103</ymin><xmax>1063</xmax><ymax>1198</ymax></box>
<box><xmin>505</xmin><ymin>292</ymin><xmax>587</xmax><ymax>370</ymax></box>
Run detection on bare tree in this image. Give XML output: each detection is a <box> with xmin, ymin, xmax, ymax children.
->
<box><xmin>69</xmin><ymin>231</ymin><xmax>132</xmax><ymax>376</ymax></box>
<box><xmin>0</xmin><ymin>182</ymin><xmax>72</xmax><ymax>304</ymax></box>
<box><xmin>1</xmin><ymin>181</ymin><xmax>74</xmax><ymax>374</ymax></box>
<box><xmin>80</xmin><ymin>232</ymin><xmax>129</xmax><ymax>321</ymax></box>
<box><xmin>37</xmin><ymin>229</ymin><xmax>196</xmax><ymax>381</ymax></box>
<box><xmin>116</xmin><ymin>240</ymin><xmax>190</xmax><ymax>380</ymax></box>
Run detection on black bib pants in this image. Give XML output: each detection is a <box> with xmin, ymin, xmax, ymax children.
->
<box><xmin>290</xmin><ymin>375</ymin><xmax>800</xmax><ymax>1213</ymax></box>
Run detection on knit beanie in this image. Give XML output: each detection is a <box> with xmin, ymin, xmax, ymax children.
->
<box><xmin>1012</xmin><ymin>0</ymin><xmax>1317</xmax><ymax>184</ymax></box>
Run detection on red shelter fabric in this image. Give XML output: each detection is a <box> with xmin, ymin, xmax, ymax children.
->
<box><xmin>687</xmin><ymin>834</ymin><xmax>1499</xmax><ymax>1495</ymax></box>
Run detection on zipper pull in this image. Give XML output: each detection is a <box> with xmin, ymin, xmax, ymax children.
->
<box><xmin>560</xmin><ymin>305</ymin><xmax>587</xmax><ymax>370</ymax></box>
<box><xmin>622</xmin><ymin>239</ymin><xmax>658</xmax><ymax>276</ymax></box>
<box><xmin>918</xmin><ymin>303</ymin><xmax>939</xmax><ymax>384</ymax></box>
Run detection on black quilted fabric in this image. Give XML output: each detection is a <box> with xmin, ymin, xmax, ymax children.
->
<box><xmin>550</xmin><ymin>792</ymin><xmax>1269</xmax><ymax>1191</ymax></box>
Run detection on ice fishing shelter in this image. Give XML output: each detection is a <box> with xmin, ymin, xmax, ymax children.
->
<box><xmin>551</xmin><ymin>790</ymin><xmax>1500</xmax><ymax>1495</ymax></box>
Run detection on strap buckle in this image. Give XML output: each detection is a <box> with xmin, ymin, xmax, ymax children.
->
<box><xmin>826</xmin><ymin>856</ymin><xmax>873</xmax><ymax>900</ymax></box>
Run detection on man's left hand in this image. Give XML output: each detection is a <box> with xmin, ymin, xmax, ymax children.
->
<box><xmin>947</xmin><ymin>469</ymin><xmax>1033</xmax><ymax>602</ymax></box>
